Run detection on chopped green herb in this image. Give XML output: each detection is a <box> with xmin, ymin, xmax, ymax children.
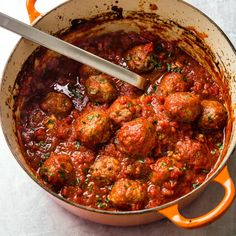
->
<box><xmin>202</xmin><ymin>169</ymin><xmax>209</xmax><ymax>174</ymax></box>
<box><xmin>137</xmin><ymin>159</ymin><xmax>145</xmax><ymax>163</ymax></box>
<box><xmin>87</xmin><ymin>115</ymin><xmax>94</xmax><ymax>120</ymax></box>
<box><xmin>211</xmin><ymin>149</ymin><xmax>217</xmax><ymax>155</ymax></box>
<box><xmin>166</xmin><ymin>63</ymin><xmax>172</xmax><ymax>72</ymax></box>
<box><xmin>71</xmin><ymin>88</ymin><xmax>82</xmax><ymax>99</ymax></box>
<box><xmin>208</xmin><ymin>116</ymin><xmax>213</xmax><ymax>122</ymax></box>
<box><xmin>108</xmin><ymin>185</ymin><xmax>113</xmax><ymax>191</ymax></box>
<box><xmin>155</xmin><ymin>44</ymin><xmax>164</xmax><ymax>52</ymax></box>
<box><xmin>152</xmin><ymin>120</ymin><xmax>158</xmax><ymax>125</ymax></box>
<box><xmin>39</xmin><ymin>159</ymin><xmax>45</xmax><ymax>167</ymax></box>
<box><xmin>58</xmin><ymin>170</ymin><xmax>66</xmax><ymax>180</ymax></box>
<box><xmin>83</xmin><ymin>168</ymin><xmax>89</xmax><ymax>174</ymax></box>
<box><xmin>149</xmin><ymin>54</ymin><xmax>162</xmax><ymax>69</ymax></box>
<box><xmin>152</xmin><ymin>85</ymin><xmax>157</xmax><ymax>91</ymax></box>
<box><xmin>40</xmin><ymin>167</ymin><xmax>48</xmax><ymax>174</ymax></box>
<box><xmin>38</xmin><ymin>141</ymin><xmax>46</xmax><ymax>147</ymax></box>
<box><xmin>114</xmin><ymin>138</ymin><xmax>119</xmax><ymax>145</ymax></box>
<box><xmin>172</xmin><ymin>67</ymin><xmax>182</xmax><ymax>73</ymax></box>
<box><xmin>168</xmin><ymin>166</ymin><xmax>174</xmax><ymax>171</ymax></box>
<box><xmin>192</xmin><ymin>183</ymin><xmax>200</xmax><ymax>189</ymax></box>
<box><xmin>127</xmin><ymin>102</ymin><xmax>133</xmax><ymax>108</ymax></box>
<box><xmin>217</xmin><ymin>143</ymin><xmax>224</xmax><ymax>150</ymax></box>
<box><xmin>161</xmin><ymin>162</ymin><xmax>167</xmax><ymax>167</ymax></box>
<box><xmin>155</xmin><ymin>62</ymin><xmax>162</xmax><ymax>69</ymax></box>
<box><xmin>42</xmin><ymin>153</ymin><xmax>50</xmax><ymax>159</ymax></box>
<box><xmin>166</xmin><ymin>63</ymin><xmax>182</xmax><ymax>73</ymax></box>
<box><xmin>167</xmin><ymin>52</ymin><xmax>172</xmax><ymax>58</ymax></box>
<box><xmin>182</xmin><ymin>77</ymin><xmax>188</xmax><ymax>82</ymax></box>
<box><xmin>105</xmin><ymin>198</ymin><xmax>110</xmax><ymax>204</ymax></box>
<box><xmin>180</xmin><ymin>164</ymin><xmax>189</xmax><ymax>172</ymax></box>
<box><xmin>76</xmin><ymin>178</ymin><xmax>81</xmax><ymax>185</ymax></box>
<box><xmin>75</xmin><ymin>141</ymin><xmax>80</xmax><ymax>150</ymax></box>
<box><xmin>93</xmin><ymin>102</ymin><xmax>100</xmax><ymax>106</ymax></box>
<box><xmin>88</xmin><ymin>183</ymin><xmax>93</xmax><ymax>191</ymax></box>
<box><xmin>47</xmin><ymin>119</ymin><xmax>55</xmax><ymax>125</ymax></box>
<box><xmin>84</xmin><ymin>177</ymin><xmax>89</xmax><ymax>185</ymax></box>
<box><xmin>96</xmin><ymin>201</ymin><xmax>107</xmax><ymax>209</ymax></box>
<box><xmin>89</xmin><ymin>90</ymin><xmax>98</xmax><ymax>95</ymax></box>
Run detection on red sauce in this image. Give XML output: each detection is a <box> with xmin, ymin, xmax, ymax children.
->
<box><xmin>15</xmin><ymin>26</ymin><xmax>227</xmax><ymax>211</ymax></box>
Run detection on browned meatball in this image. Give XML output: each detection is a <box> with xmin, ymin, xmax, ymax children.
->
<box><xmin>40</xmin><ymin>92</ymin><xmax>73</xmax><ymax>117</ymax></box>
<box><xmin>126</xmin><ymin>42</ymin><xmax>155</xmax><ymax>73</ymax></box>
<box><xmin>79</xmin><ymin>64</ymin><xmax>101</xmax><ymax>78</ymax></box>
<box><xmin>40</xmin><ymin>154</ymin><xmax>75</xmax><ymax>187</ymax></box>
<box><xmin>74</xmin><ymin>110</ymin><xmax>113</xmax><ymax>147</ymax></box>
<box><xmin>164</xmin><ymin>92</ymin><xmax>201</xmax><ymax>122</ymax></box>
<box><xmin>90</xmin><ymin>155</ymin><xmax>120</xmax><ymax>185</ymax></box>
<box><xmin>158</xmin><ymin>72</ymin><xmax>190</xmax><ymax>96</ymax></box>
<box><xmin>115</xmin><ymin>118</ymin><xmax>156</xmax><ymax>157</ymax></box>
<box><xmin>175</xmin><ymin>138</ymin><xmax>210</xmax><ymax>170</ymax></box>
<box><xmin>150</xmin><ymin>156</ymin><xmax>184</xmax><ymax>185</ymax></box>
<box><xmin>109</xmin><ymin>179</ymin><xmax>146</xmax><ymax>206</ymax></box>
<box><xmin>85</xmin><ymin>74</ymin><xmax>117</xmax><ymax>103</ymax></box>
<box><xmin>198</xmin><ymin>100</ymin><xmax>227</xmax><ymax>130</ymax></box>
<box><xmin>109</xmin><ymin>96</ymin><xmax>141</xmax><ymax>126</ymax></box>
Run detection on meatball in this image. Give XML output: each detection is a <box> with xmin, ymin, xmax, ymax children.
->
<box><xmin>40</xmin><ymin>92</ymin><xmax>73</xmax><ymax>117</ymax></box>
<box><xmin>74</xmin><ymin>110</ymin><xmax>113</xmax><ymax>147</ymax></box>
<box><xmin>158</xmin><ymin>72</ymin><xmax>190</xmax><ymax>96</ymax></box>
<box><xmin>150</xmin><ymin>157</ymin><xmax>184</xmax><ymax>185</ymax></box>
<box><xmin>115</xmin><ymin>118</ymin><xmax>156</xmax><ymax>157</ymax></box>
<box><xmin>126</xmin><ymin>42</ymin><xmax>155</xmax><ymax>73</ymax></box>
<box><xmin>198</xmin><ymin>100</ymin><xmax>227</xmax><ymax>130</ymax></box>
<box><xmin>109</xmin><ymin>179</ymin><xmax>146</xmax><ymax>206</ymax></box>
<box><xmin>85</xmin><ymin>74</ymin><xmax>117</xmax><ymax>103</ymax></box>
<box><xmin>164</xmin><ymin>92</ymin><xmax>201</xmax><ymax>122</ymax></box>
<box><xmin>40</xmin><ymin>154</ymin><xmax>75</xmax><ymax>187</ymax></box>
<box><xmin>90</xmin><ymin>155</ymin><xmax>120</xmax><ymax>185</ymax></box>
<box><xmin>175</xmin><ymin>138</ymin><xmax>210</xmax><ymax>170</ymax></box>
<box><xmin>79</xmin><ymin>64</ymin><xmax>101</xmax><ymax>78</ymax></box>
<box><xmin>109</xmin><ymin>96</ymin><xmax>141</xmax><ymax>126</ymax></box>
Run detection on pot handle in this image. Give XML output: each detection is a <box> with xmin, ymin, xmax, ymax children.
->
<box><xmin>26</xmin><ymin>0</ymin><xmax>41</xmax><ymax>23</ymax></box>
<box><xmin>159</xmin><ymin>166</ymin><xmax>235</xmax><ymax>229</ymax></box>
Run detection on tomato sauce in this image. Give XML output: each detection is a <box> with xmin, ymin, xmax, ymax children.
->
<box><xmin>15</xmin><ymin>24</ymin><xmax>227</xmax><ymax>211</ymax></box>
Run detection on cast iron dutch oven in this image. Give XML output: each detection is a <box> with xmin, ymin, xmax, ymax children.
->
<box><xmin>0</xmin><ymin>0</ymin><xmax>236</xmax><ymax>228</ymax></box>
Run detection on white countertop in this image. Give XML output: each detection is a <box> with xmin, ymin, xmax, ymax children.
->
<box><xmin>1</xmin><ymin>1</ymin><xmax>236</xmax><ymax>235</ymax></box>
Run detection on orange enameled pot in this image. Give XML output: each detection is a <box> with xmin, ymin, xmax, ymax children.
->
<box><xmin>0</xmin><ymin>0</ymin><xmax>236</xmax><ymax>228</ymax></box>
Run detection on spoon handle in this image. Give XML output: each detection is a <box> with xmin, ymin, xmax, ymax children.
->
<box><xmin>0</xmin><ymin>12</ymin><xmax>145</xmax><ymax>89</ymax></box>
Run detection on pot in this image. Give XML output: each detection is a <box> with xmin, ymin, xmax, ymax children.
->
<box><xmin>0</xmin><ymin>0</ymin><xmax>236</xmax><ymax>228</ymax></box>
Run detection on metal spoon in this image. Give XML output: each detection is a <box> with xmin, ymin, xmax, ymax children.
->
<box><xmin>0</xmin><ymin>12</ymin><xmax>145</xmax><ymax>90</ymax></box>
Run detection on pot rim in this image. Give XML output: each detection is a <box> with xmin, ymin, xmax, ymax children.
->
<box><xmin>1</xmin><ymin>0</ymin><xmax>236</xmax><ymax>215</ymax></box>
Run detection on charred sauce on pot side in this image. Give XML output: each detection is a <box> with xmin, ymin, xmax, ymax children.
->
<box><xmin>14</xmin><ymin>12</ymin><xmax>230</xmax><ymax>211</ymax></box>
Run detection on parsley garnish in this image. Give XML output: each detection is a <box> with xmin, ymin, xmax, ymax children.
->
<box><xmin>87</xmin><ymin>115</ymin><xmax>94</xmax><ymax>120</ymax></box>
<box><xmin>168</xmin><ymin>166</ymin><xmax>174</xmax><ymax>171</ymax></box>
<box><xmin>217</xmin><ymin>143</ymin><xmax>224</xmax><ymax>150</ymax></box>
<box><xmin>75</xmin><ymin>141</ymin><xmax>80</xmax><ymax>150</ymax></box>
<box><xmin>71</xmin><ymin>88</ymin><xmax>82</xmax><ymax>99</ymax></box>
<box><xmin>211</xmin><ymin>149</ymin><xmax>217</xmax><ymax>155</ymax></box>
<box><xmin>192</xmin><ymin>183</ymin><xmax>200</xmax><ymax>189</ymax></box>
<box><xmin>47</xmin><ymin>119</ymin><xmax>55</xmax><ymax>125</ymax></box>
<box><xmin>96</xmin><ymin>201</ymin><xmax>107</xmax><ymax>209</ymax></box>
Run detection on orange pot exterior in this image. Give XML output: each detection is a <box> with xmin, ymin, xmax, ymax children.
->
<box><xmin>1</xmin><ymin>0</ymin><xmax>235</xmax><ymax>229</ymax></box>
<box><xmin>26</xmin><ymin>0</ymin><xmax>40</xmax><ymax>23</ymax></box>
<box><xmin>159</xmin><ymin>166</ymin><xmax>235</xmax><ymax>229</ymax></box>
